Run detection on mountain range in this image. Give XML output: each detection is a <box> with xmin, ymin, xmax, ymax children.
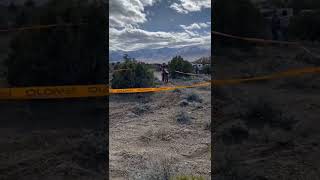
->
<box><xmin>109</xmin><ymin>46</ymin><xmax>211</xmax><ymax>63</ymax></box>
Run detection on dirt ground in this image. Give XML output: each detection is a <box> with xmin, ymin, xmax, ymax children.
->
<box><xmin>213</xmin><ymin>45</ymin><xmax>320</xmax><ymax>179</ymax></box>
<box><xmin>109</xmin><ymin>74</ymin><xmax>211</xmax><ymax>179</ymax></box>
<box><xmin>0</xmin><ymin>99</ymin><xmax>107</xmax><ymax>180</ymax></box>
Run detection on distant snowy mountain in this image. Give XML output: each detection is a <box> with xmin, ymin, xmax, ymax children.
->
<box><xmin>109</xmin><ymin>46</ymin><xmax>211</xmax><ymax>63</ymax></box>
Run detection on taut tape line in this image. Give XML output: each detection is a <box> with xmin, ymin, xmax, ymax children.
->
<box><xmin>0</xmin><ymin>84</ymin><xmax>109</xmax><ymax>100</ymax></box>
<box><xmin>213</xmin><ymin>66</ymin><xmax>320</xmax><ymax>85</ymax></box>
<box><xmin>0</xmin><ymin>66</ymin><xmax>319</xmax><ymax>99</ymax></box>
<box><xmin>0</xmin><ymin>82</ymin><xmax>211</xmax><ymax>99</ymax></box>
<box><xmin>212</xmin><ymin>31</ymin><xmax>319</xmax><ymax>58</ymax></box>
<box><xmin>212</xmin><ymin>31</ymin><xmax>300</xmax><ymax>46</ymax></box>
<box><xmin>175</xmin><ymin>71</ymin><xmax>207</xmax><ymax>77</ymax></box>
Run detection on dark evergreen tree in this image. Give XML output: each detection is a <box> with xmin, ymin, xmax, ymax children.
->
<box><xmin>111</xmin><ymin>57</ymin><xmax>154</xmax><ymax>89</ymax></box>
<box><xmin>168</xmin><ymin>56</ymin><xmax>192</xmax><ymax>78</ymax></box>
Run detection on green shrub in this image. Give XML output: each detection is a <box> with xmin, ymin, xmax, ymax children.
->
<box><xmin>201</xmin><ymin>65</ymin><xmax>211</xmax><ymax>75</ymax></box>
<box><xmin>132</xmin><ymin>156</ymin><xmax>174</xmax><ymax>180</ymax></box>
<box><xmin>213</xmin><ymin>0</ymin><xmax>265</xmax><ymax>48</ymax></box>
<box><xmin>186</xmin><ymin>93</ymin><xmax>203</xmax><ymax>103</ymax></box>
<box><xmin>5</xmin><ymin>0</ymin><xmax>107</xmax><ymax>86</ymax></box>
<box><xmin>168</xmin><ymin>56</ymin><xmax>192</xmax><ymax>78</ymax></box>
<box><xmin>176</xmin><ymin>110</ymin><xmax>191</xmax><ymax>124</ymax></box>
<box><xmin>111</xmin><ymin>58</ymin><xmax>154</xmax><ymax>89</ymax></box>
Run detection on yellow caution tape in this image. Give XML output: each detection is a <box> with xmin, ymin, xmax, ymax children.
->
<box><xmin>213</xmin><ymin>66</ymin><xmax>320</xmax><ymax>86</ymax></box>
<box><xmin>212</xmin><ymin>31</ymin><xmax>300</xmax><ymax>46</ymax></box>
<box><xmin>0</xmin><ymin>84</ymin><xmax>109</xmax><ymax>100</ymax></box>
<box><xmin>0</xmin><ymin>82</ymin><xmax>211</xmax><ymax>99</ymax></box>
<box><xmin>0</xmin><ymin>66</ymin><xmax>319</xmax><ymax>99</ymax></box>
<box><xmin>212</xmin><ymin>31</ymin><xmax>319</xmax><ymax>58</ymax></box>
<box><xmin>110</xmin><ymin>82</ymin><xmax>211</xmax><ymax>94</ymax></box>
<box><xmin>175</xmin><ymin>71</ymin><xmax>207</xmax><ymax>77</ymax></box>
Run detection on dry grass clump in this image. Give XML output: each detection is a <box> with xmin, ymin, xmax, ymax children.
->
<box><xmin>139</xmin><ymin>128</ymin><xmax>173</xmax><ymax>143</ymax></box>
<box><xmin>176</xmin><ymin>111</ymin><xmax>192</xmax><ymax>124</ymax></box>
<box><xmin>186</xmin><ymin>93</ymin><xmax>203</xmax><ymax>103</ymax></box>
<box><xmin>179</xmin><ymin>100</ymin><xmax>189</xmax><ymax>107</ymax></box>
<box><xmin>133</xmin><ymin>104</ymin><xmax>151</xmax><ymax>115</ymax></box>
<box><xmin>131</xmin><ymin>156</ymin><xmax>175</xmax><ymax>180</ymax></box>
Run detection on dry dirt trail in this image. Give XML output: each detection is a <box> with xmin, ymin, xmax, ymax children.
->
<box><xmin>109</xmin><ymin>74</ymin><xmax>211</xmax><ymax>179</ymax></box>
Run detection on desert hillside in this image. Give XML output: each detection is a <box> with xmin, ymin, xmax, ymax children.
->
<box><xmin>109</xmin><ymin>71</ymin><xmax>212</xmax><ymax>179</ymax></box>
<box><xmin>213</xmin><ymin>44</ymin><xmax>320</xmax><ymax>179</ymax></box>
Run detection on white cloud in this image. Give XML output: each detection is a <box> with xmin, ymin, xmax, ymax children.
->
<box><xmin>199</xmin><ymin>23</ymin><xmax>209</xmax><ymax>28</ymax></box>
<box><xmin>170</xmin><ymin>0</ymin><xmax>211</xmax><ymax>14</ymax></box>
<box><xmin>170</xmin><ymin>3</ymin><xmax>189</xmax><ymax>14</ymax></box>
<box><xmin>109</xmin><ymin>0</ymin><xmax>159</xmax><ymax>28</ymax></box>
<box><xmin>109</xmin><ymin>26</ymin><xmax>211</xmax><ymax>51</ymax></box>
<box><xmin>180</xmin><ymin>22</ymin><xmax>210</xmax><ymax>30</ymax></box>
<box><xmin>180</xmin><ymin>23</ymin><xmax>201</xmax><ymax>30</ymax></box>
<box><xmin>109</xmin><ymin>0</ymin><xmax>211</xmax><ymax>51</ymax></box>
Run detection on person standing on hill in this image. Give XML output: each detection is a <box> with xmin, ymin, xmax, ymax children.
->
<box><xmin>161</xmin><ymin>63</ymin><xmax>165</xmax><ymax>82</ymax></box>
<box><xmin>271</xmin><ymin>11</ymin><xmax>281</xmax><ymax>41</ymax></box>
<box><xmin>164</xmin><ymin>67</ymin><xmax>169</xmax><ymax>83</ymax></box>
<box><xmin>195</xmin><ymin>65</ymin><xmax>199</xmax><ymax>74</ymax></box>
<box><xmin>161</xmin><ymin>63</ymin><xmax>169</xmax><ymax>83</ymax></box>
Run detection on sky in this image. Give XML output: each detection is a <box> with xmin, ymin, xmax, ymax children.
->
<box><xmin>109</xmin><ymin>0</ymin><xmax>211</xmax><ymax>52</ymax></box>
